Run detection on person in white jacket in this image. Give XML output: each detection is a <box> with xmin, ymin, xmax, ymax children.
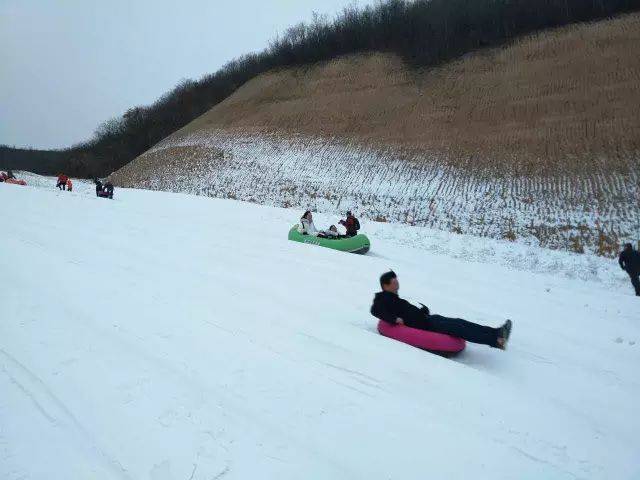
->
<box><xmin>298</xmin><ymin>211</ymin><xmax>317</xmax><ymax>235</ymax></box>
<box><xmin>298</xmin><ymin>211</ymin><xmax>341</xmax><ymax>238</ymax></box>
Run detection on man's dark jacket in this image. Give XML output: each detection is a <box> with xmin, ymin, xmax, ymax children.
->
<box><xmin>370</xmin><ymin>291</ymin><xmax>429</xmax><ymax>327</ymax></box>
<box><xmin>340</xmin><ymin>216</ymin><xmax>360</xmax><ymax>237</ymax></box>
<box><xmin>619</xmin><ymin>248</ymin><xmax>640</xmax><ymax>273</ymax></box>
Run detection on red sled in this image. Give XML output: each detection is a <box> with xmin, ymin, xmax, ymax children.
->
<box><xmin>4</xmin><ymin>178</ymin><xmax>26</xmax><ymax>186</ymax></box>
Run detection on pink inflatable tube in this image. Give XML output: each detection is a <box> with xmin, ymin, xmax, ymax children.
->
<box><xmin>377</xmin><ymin>320</ymin><xmax>466</xmax><ymax>355</ymax></box>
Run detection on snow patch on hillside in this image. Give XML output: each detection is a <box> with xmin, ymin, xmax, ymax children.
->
<box><xmin>112</xmin><ymin>130</ymin><xmax>639</xmax><ymax>257</ymax></box>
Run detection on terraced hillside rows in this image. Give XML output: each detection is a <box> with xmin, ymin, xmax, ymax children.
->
<box><xmin>112</xmin><ymin>15</ymin><xmax>640</xmax><ymax>255</ymax></box>
<box><xmin>113</xmin><ymin>130</ymin><xmax>637</xmax><ymax>255</ymax></box>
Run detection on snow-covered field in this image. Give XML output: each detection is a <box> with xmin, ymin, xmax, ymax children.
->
<box><xmin>1</xmin><ymin>176</ymin><xmax>638</xmax><ymax>480</ymax></box>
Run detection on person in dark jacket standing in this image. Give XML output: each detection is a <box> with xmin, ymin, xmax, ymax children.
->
<box><xmin>104</xmin><ymin>181</ymin><xmax>114</xmax><ymax>199</ymax></box>
<box><xmin>371</xmin><ymin>271</ymin><xmax>513</xmax><ymax>349</ymax></box>
<box><xmin>94</xmin><ymin>178</ymin><xmax>115</xmax><ymax>199</ymax></box>
<box><xmin>619</xmin><ymin>243</ymin><xmax>640</xmax><ymax>296</ymax></box>
<box><xmin>339</xmin><ymin>211</ymin><xmax>360</xmax><ymax>237</ymax></box>
<box><xmin>94</xmin><ymin>178</ymin><xmax>103</xmax><ymax>196</ymax></box>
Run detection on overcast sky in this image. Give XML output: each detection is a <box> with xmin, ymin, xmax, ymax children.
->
<box><xmin>0</xmin><ymin>0</ymin><xmax>369</xmax><ymax>149</ymax></box>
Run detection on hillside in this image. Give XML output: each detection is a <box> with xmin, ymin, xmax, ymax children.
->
<box><xmin>169</xmin><ymin>15</ymin><xmax>640</xmax><ymax>173</ymax></box>
<box><xmin>112</xmin><ymin>14</ymin><xmax>640</xmax><ymax>256</ymax></box>
<box><xmin>1</xmin><ymin>178</ymin><xmax>639</xmax><ymax>479</ymax></box>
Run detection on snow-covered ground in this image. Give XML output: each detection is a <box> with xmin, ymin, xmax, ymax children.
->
<box><xmin>1</xmin><ymin>176</ymin><xmax>638</xmax><ymax>480</ymax></box>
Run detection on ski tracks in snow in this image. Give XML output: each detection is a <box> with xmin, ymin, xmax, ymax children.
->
<box><xmin>0</xmin><ymin>348</ymin><xmax>133</xmax><ymax>480</ymax></box>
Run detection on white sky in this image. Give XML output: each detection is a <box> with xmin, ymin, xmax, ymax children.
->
<box><xmin>0</xmin><ymin>0</ymin><xmax>369</xmax><ymax>149</ymax></box>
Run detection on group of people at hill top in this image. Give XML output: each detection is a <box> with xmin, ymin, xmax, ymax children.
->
<box><xmin>54</xmin><ymin>173</ymin><xmax>115</xmax><ymax>199</ymax></box>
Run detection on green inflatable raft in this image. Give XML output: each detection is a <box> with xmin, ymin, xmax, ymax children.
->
<box><xmin>288</xmin><ymin>226</ymin><xmax>370</xmax><ymax>254</ymax></box>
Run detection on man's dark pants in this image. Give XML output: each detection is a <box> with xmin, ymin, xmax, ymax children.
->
<box><xmin>628</xmin><ymin>271</ymin><xmax>640</xmax><ymax>296</ymax></box>
<box><xmin>405</xmin><ymin>315</ymin><xmax>500</xmax><ymax>347</ymax></box>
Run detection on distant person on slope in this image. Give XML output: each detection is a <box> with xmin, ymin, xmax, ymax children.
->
<box><xmin>619</xmin><ymin>243</ymin><xmax>640</xmax><ymax>296</ymax></box>
<box><xmin>56</xmin><ymin>174</ymin><xmax>68</xmax><ymax>190</ymax></box>
<box><xmin>2</xmin><ymin>171</ymin><xmax>22</xmax><ymax>184</ymax></box>
<box><xmin>371</xmin><ymin>271</ymin><xmax>513</xmax><ymax>349</ymax></box>
<box><xmin>339</xmin><ymin>211</ymin><xmax>360</xmax><ymax>237</ymax></box>
<box><xmin>103</xmin><ymin>181</ymin><xmax>114</xmax><ymax>199</ymax></box>
<box><xmin>66</xmin><ymin>178</ymin><xmax>73</xmax><ymax>192</ymax></box>
<box><xmin>94</xmin><ymin>178</ymin><xmax>103</xmax><ymax>196</ymax></box>
<box><xmin>94</xmin><ymin>178</ymin><xmax>114</xmax><ymax>199</ymax></box>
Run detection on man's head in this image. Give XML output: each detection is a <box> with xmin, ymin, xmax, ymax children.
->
<box><xmin>347</xmin><ymin>211</ymin><xmax>353</xmax><ymax>217</ymax></box>
<box><xmin>624</xmin><ymin>243</ymin><xmax>633</xmax><ymax>251</ymax></box>
<box><xmin>380</xmin><ymin>270</ymin><xmax>399</xmax><ymax>293</ymax></box>
<box><xmin>329</xmin><ymin>225</ymin><xmax>337</xmax><ymax>232</ymax></box>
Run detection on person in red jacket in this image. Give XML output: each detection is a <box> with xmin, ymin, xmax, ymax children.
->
<box><xmin>339</xmin><ymin>211</ymin><xmax>360</xmax><ymax>237</ymax></box>
<box><xmin>56</xmin><ymin>174</ymin><xmax>68</xmax><ymax>190</ymax></box>
<box><xmin>66</xmin><ymin>178</ymin><xmax>73</xmax><ymax>191</ymax></box>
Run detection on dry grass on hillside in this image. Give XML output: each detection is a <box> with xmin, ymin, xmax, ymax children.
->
<box><xmin>179</xmin><ymin>13</ymin><xmax>640</xmax><ymax>175</ymax></box>
<box><xmin>113</xmin><ymin>15</ymin><xmax>640</xmax><ymax>256</ymax></box>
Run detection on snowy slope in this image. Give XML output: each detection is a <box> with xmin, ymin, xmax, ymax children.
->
<box><xmin>112</xmin><ymin>130</ymin><xmax>640</xmax><ymax>257</ymax></box>
<box><xmin>1</xmin><ymin>178</ymin><xmax>638</xmax><ymax>480</ymax></box>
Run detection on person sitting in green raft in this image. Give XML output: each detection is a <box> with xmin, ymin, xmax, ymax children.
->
<box><xmin>298</xmin><ymin>211</ymin><xmax>342</xmax><ymax>238</ymax></box>
<box><xmin>320</xmin><ymin>225</ymin><xmax>342</xmax><ymax>239</ymax></box>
